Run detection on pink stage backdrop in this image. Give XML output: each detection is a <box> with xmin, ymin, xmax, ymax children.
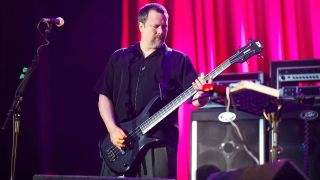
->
<box><xmin>120</xmin><ymin>0</ymin><xmax>320</xmax><ymax>179</ymax></box>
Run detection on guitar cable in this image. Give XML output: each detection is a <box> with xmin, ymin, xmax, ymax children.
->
<box><xmin>226</xmin><ymin>87</ymin><xmax>260</xmax><ymax>165</ymax></box>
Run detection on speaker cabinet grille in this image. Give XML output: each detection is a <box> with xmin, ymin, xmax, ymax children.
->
<box><xmin>191</xmin><ymin>108</ymin><xmax>265</xmax><ymax>180</ymax></box>
<box><xmin>275</xmin><ymin>106</ymin><xmax>320</xmax><ymax>180</ymax></box>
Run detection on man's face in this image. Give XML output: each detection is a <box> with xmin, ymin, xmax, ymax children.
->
<box><xmin>139</xmin><ymin>9</ymin><xmax>168</xmax><ymax>49</ymax></box>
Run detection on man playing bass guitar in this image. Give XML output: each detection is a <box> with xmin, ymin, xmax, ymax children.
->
<box><xmin>94</xmin><ymin>3</ymin><xmax>211</xmax><ymax>178</ymax></box>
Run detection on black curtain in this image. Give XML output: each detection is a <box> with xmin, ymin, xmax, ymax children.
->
<box><xmin>0</xmin><ymin>0</ymin><xmax>122</xmax><ymax>179</ymax></box>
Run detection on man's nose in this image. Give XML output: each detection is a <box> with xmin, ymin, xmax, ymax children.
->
<box><xmin>157</xmin><ymin>27</ymin><xmax>163</xmax><ymax>34</ymax></box>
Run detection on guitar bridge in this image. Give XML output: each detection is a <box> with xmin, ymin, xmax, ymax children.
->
<box><xmin>106</xmin><ymin>147</ymin><xmax>126</xmax><ymax>162</ymax></box>
<box><xmin>107</xmin><ymin>149</ymin><xmax>117</xmax><ymax>162</ymax></box>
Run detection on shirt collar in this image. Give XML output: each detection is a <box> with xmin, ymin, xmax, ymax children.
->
<box><xmin>127</xmin><ymin>42</ymin><xmax>169</xmax><ymax>57</ymax></box>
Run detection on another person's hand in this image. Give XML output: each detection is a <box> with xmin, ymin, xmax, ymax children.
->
<box><xmin>109</xmin><ymin>126</ymin><xmax>127</xmax><ymax>149</ymax></box>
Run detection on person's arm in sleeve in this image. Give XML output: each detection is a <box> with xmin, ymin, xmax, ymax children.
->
<box><xmin>98</xmin><ymin>94</ymin><xmax>127</xmax><ymax>149</ymax></box>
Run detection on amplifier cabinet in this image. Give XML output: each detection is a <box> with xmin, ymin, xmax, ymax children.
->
<box><xmin>190</xmin><ymin>108</ymin><xmax>266</xmax><ymax>180</ymax></box>
<box><xmin>274</xmin><ymin>106</ymin><xmax>320</xmax><ymax>180</ymax></box>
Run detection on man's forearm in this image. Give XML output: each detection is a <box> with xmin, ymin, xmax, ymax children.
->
<box><xmin>98</xmin><ymin>94</ymin><xmax>117</xmax><ymax>133</ymax></box>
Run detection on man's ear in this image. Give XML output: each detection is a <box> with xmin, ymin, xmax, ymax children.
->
<box><xmin>139</xmin><ymin>22</ymin><xmax>144</xmax><ymax>33</ymax></box>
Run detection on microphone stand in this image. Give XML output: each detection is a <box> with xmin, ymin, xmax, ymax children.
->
<box><xmin>1</xmin><ymin>20</ymin><xmax>52</xmax><ymax>180</ymax></box>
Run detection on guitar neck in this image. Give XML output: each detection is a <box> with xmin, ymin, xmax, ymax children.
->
<box><xmin>139</xmin><ymin>39</ymin><xmax>263</xmax><ymax>134</ymax></box>
<box><xmin>139</xmin><ymin>59</ymin><xmax>233</xmax><ymax>134</ymax></box>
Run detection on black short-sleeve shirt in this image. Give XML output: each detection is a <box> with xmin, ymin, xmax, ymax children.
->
<box><xmin>94</xmin><ymin>43</ymin><xmax>197</xmax><ymax>145</ymax></box>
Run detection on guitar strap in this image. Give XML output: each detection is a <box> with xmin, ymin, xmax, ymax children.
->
<box><xmin>158</xmin><ymin>47</ymin><xmax>173</xmax><ymax>101</ymax></box>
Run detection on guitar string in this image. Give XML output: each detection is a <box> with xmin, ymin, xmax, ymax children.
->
<box><xmin>106</xmin><ymin>45</ymin><xmax>260</xmax><ymax>158</ymax></box>
<box><xmin>106</xmin><ymin>85</ymin><xmax>197</xmax><ymax>157</ymax></box>
<box><xmin>106</xmin><ymin>88</ymin><xmax>195</xmax><ymax>156</ymax></box>
<box><xmin>106</xmin><ymin>60</ymin><xmax>236</xmax><ymax>157</ymax></box>
<box><xmin>106</xmin><ymin>41</ymin><xmax>261</xmax><ymax>157</ymax></box>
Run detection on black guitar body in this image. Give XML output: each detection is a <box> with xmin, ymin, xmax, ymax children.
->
<box><xmin>99</xmin><ymin>96</ymin><xmax>161</xmax><ymax>175</ymax></box>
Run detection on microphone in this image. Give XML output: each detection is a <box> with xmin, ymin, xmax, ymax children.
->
<box><xmin>41</xmin><ymin>17</ymin><xmax>64</xmax><ymax>27</ymax></box>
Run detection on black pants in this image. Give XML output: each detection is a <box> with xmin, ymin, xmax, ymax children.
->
<box><xmin>100</xmin><ymin>145</ymin><xmax>177</xmax><ymax>178</ymax></box>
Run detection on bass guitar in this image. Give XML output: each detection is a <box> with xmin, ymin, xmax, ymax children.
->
<box><xmin>99</xmin><ymin>39</ymin><xmax>263</xmax><ymax>175</ymax></box>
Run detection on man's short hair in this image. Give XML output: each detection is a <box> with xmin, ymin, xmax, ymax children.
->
<box><xmin>138</xmin><ymin>3</ymin><xmax>169</xmax><ymax>24</ymax></box>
